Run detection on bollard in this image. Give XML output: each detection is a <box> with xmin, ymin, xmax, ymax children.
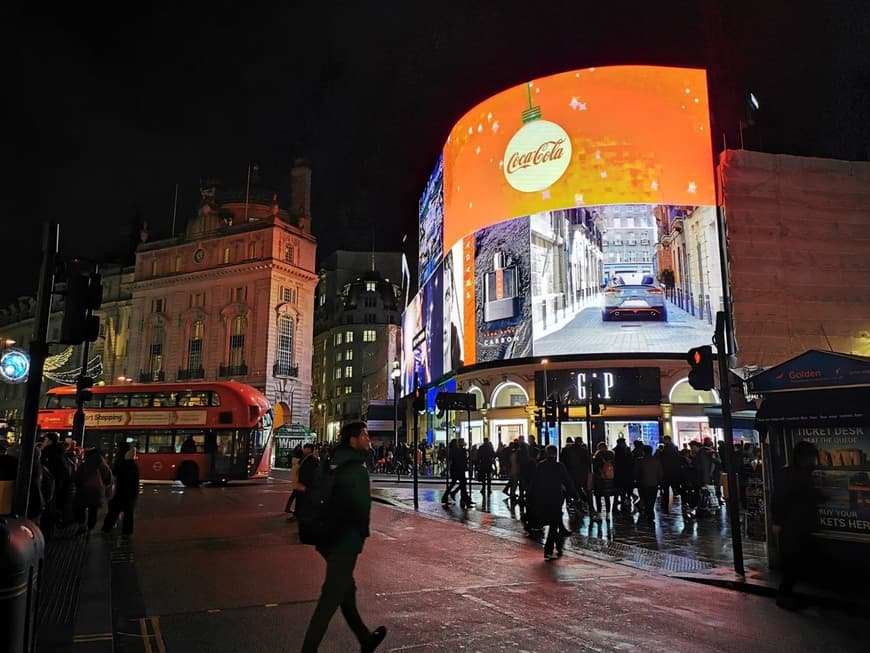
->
<box><xmin>0</xmin><ymin>516</ymin><xmax>45</xmax><ymax>653</ymax></box>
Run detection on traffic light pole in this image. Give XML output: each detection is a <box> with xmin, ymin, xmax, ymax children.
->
<box><xmin>715</xmin><ymin>311</ymin><xmax>744</xmax><ymax>576</ymax></box>
<box><xmin>13</xmin><ymin>223</ymin><xmax>58</xmax><ymax>516</ymax></box>
<box><xmin>72</xmin><ymin>338</ymin><xmax>91</xmax><ymax>445</ymax></box>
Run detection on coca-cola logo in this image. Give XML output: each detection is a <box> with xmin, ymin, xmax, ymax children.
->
<box><xmin>503</xmin><ymin>120</ymin><xmax>572</xmax><ymax>192</ymax></box>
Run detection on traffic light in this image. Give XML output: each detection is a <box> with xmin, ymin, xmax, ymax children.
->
<box><xmin>558</xmin><ymin>399</ymin><xmax>569</xmax><ymax>421</ymax></box>
<box><xmin>534</xmin><ymin>408</ymin><xmax>543</xmax><ymax>431</ymax></box>
<box><xmin>76</xmin><ymin>375</ymin><xmax>94</xmax><ymax>404</ymax></box>
<box><xmin>412</xmin><ymin>387</ymin><xmax>425</xmax><ymax>411</ymax></box>
<box><xmin>588</xmin><ymin>375</ymin><xmax>602</xmax><ymax>415</ymax></box>
<box><xmin>687</xmin><ymin>345</ymin><xmax>715</xmax><ymax>390</ymax></box>
<box><xmin>60</xmin><ymin>272</ymin><xmax>103</xmax><ymax>345</ymax></box>
<box><xmin>545</xmin><ymin>398</ymin><xmax>556</xmax><ymax>427</ymax></box>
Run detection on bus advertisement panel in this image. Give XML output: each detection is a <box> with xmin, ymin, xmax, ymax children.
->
<box><xmin>37</xmin><ymin>381</ymin><xmax>273</xmax><ymax>486</ymax></box>
<box><xmin>405</xmin><ymin>65</ymin><xmax>721</xmax><ymax>383</ymax></box>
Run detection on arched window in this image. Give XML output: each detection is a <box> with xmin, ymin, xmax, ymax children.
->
<box><xmin>229</xmin><ymin>316</ymin><xmax>245</xmax><ymax>368</ymax></box>
<box><xmin>277</xmin><ymin>314</ymin><xmax>294</xmax><ymax>375</ymax></box>
<box><xmin>491</xmin><ymin>382</ymin><xmax>529</xmax><ymax>408</ymax></box>
<box><xmin>188</xmin><ymin>320</ymin><xmax>204</xmax><ymax>375</ymax></box>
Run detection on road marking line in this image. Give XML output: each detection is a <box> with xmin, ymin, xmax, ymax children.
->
<box><xmin>139</xmin><ymin>618</ymin><xmax>153</xmax><ymax>653</ymax></box>
<box><xmin>151</xmin><ymin>616</ymin><xmax>167</xmax><ymax>653</ymax></box>
<box><xmin>73</xmin><ymin>633</ymin><xmax>113</xmax><ymax>642</ymax></box>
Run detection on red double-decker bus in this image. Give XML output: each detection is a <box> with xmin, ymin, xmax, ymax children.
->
<box><xmin>37</xmin><ymin>381</ymin><xmax>273</xmax><ymax>486</ymax></box>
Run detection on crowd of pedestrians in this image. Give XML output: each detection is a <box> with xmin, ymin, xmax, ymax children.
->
<box><xmin>0</xmin><ymin>432</ymin><xmax>140</xmax><ymax>538</ymax></box>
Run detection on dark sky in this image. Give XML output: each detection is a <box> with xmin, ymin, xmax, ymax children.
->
<box><xmin>2</xmin><ymin>1</ymin><xmax>868</xmax><ymax>307</ymax></box>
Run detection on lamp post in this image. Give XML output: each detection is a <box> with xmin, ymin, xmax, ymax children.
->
<box><xmin>391</xmin><ymin>360</ymin><xmax>401</xmax><ymax>482</ymax></box>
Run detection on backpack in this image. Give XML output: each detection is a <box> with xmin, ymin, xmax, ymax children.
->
<box><xmin>297</xmin><ymin>458</ymin><xmax>338</xmax><ymax>546</ymax></box>
<box><xmin>600</xmin><ymin>458</ymin><xmax>615</xmax><ymax>480</ymax></box>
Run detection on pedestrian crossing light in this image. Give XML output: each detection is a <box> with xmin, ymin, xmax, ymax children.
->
<box><xmin>687</xmin><ymin>345</ymin><xmax>715</xmax><ymax>391</ymax></box>
<box><xmin>544</xmin><ymin>399</ymin><xmax>557</xmax><ymax>427</ymax></box>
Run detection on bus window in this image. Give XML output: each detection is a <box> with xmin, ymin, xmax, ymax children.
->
<box><xmin>104</xmin><ymin>394</ymin><xmax>130</xmax><ymax>408</ymax></box>
<box><xmin>130</xmin><ymin>394</ymin><xmax>151</xmax><ymax>408</ymax></box>
<box><xmin>178</xmin><ymin>391</ymin><xmax>209</xmax><ymax>407</ymax></box>
<box><xmin>176</xmin><ymin>430</ymin><xmax>206</xmax><ymax>453</ymax></box>
<box><xmin>152</xmin><ymin>393</ymin><xmax>178</xmax><ymax>407</ymax></box>
<box><xmin>145</xmin><ymin>431</ymin><xmax>173</xmax><ymax>453</ymax></box>
<box><xmin>209</xmin><ymin>392</ymin><xmax>221</xmax><ymax>407</ymax></box>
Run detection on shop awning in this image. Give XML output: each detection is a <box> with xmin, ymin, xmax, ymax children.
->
<box><xmin>704</xmin><ymin>407</ymin><xmax>758</xmax><ymax>430</ymax></box>
<box><xmin>755</xmin><ymin>388</ymin><xmax>870</xmax><ymax>425</ymax></box>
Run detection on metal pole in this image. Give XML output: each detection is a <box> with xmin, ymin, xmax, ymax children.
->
<box><xmin>715</xmin><ymin>311</ymin><xmax>744</xmax><ymax>575</ymax></box>
<box><xmin>393</xmin><ymin>378</ymin><xmax>400</xmax><ymax>483</ymax></box>
<box><xmin>444</xmin><ymin>410</ymin><xmax>450</xmax><ymax>495</ymax></box>
<box><xmin>466</xmin><ymin>406</ymin><xmax>473</xmax><ymax>497</ymax></box>
<box><xmin>585</xmin><ymin>374</ymin><xmax>593</xmax><ymax>476</ymax></box>
<box><xmin>14</xmin><ymin>222</ymin><xmax>58</xmax><ymax>516</ymax></box>
<box><xmin>412</xmin><ymin>402</ymin><xmax>419</xmax><ymax>510</ymax></box>
<box><xmin>72</xmin><ymin>338</ymin><xmax>91</xmax><ymax>446</ymax></box>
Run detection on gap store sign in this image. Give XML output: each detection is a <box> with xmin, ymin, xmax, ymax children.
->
<box><xmin>535</xmin><ymin>367</ymin><xmax>661</xmax><ymax>406</ymax></box>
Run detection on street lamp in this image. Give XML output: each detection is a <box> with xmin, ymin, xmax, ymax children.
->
<box><xmin>390</xmin><ymin>360</ymin><xmax>401</xmax><ymax>481</ymax></box>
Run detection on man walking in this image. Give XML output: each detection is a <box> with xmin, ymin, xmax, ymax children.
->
<box><xmin>531</xmin><ymin>445</ymin><xmax>578</xmax><ymax>560</ymax></box>
<box><xmin>300</xmin><ymin>421</ymin><xmax>387</xmax><ymax>652</ymax></box>
<box><xmin>477</xmin><ymin>436</ymin><xmax>495</xmax><ymax>497</ymax></box>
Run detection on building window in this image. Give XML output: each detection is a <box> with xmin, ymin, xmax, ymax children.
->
<box><xmin>232</xmin><ymin>287</ymin><xmax>245</xmax><ymax>303</ymax></box>
<box><xmin>344</xmin><ymin>386</ymin><xmax>353</xmax><ymax>395</ymax></box>
<box><xmin>280</xmin><ymin>286</ymin><xmax>296</xmax><ymax>304</ymax></box>
<box><xmin>223</xmin><ymin>247</ymin><xmax>231</xmax><ymax>264</ymax></box>
<box><xmin>363</xmin><ymin>330</ymin><xmax>376</xmax><ymax>342</ymax></box>
<box><xmin>188</xmin><ymin>321</ymin><xmax>204</xmax><ymax>372</ymax></box>
<box><xmin>151</xmin><ymin>259</ymin><xmax>159</xmax><ymax>276</ymax></box>
<box><xmin>229</xmin><ymin>316</ymin><xmax>245</xmax><ymax>367</ymax></box>
<box><xmin>335</xmin><ymin>351</ymin><xmax>343</xmax><ymax>362</ymax></box>
<box><xmin>345</xmin><ymin>349</ymin><xmax>353</xmax><ymax>361</ymax></box>
<box><xmin>189</xmin><ymin>292</ymin><xmax>205</xmax><ymax>308</ymax></box>
<box><xmin>277</xmin><ymin>314</ymin><xmax>294</xmax><ymax>371</ymax></box>
<box><xmin>319</xmin><ymin>293</ymin><xmax>326</xmax><ymax>307</ymax></box>
<box><xmin>284</xmin><ymin>244</ymin><xmax>295</xmax><ymax>264</ymax></box>
<box><xmin>364</xmin><ymin>297</ymin><xmax>376</xmax><ymax>307</ymax></box>
<box><xmin>151</xmin><ymin>298</ymin><xmax>164</xmax><ymax>313</ymax></box>
<box><xmin>365</xmin><ymin>281</ymin><xmax>377</xmax><ymax>292</ymax></box>
<box><xmin>365</xmin><ymin>313</ymin><xmax>376</xmax><ymax>323</ymax></box>
<box><xmin>335</xmin><ymin>368</ymin><xmax>342</xmax><ymax>380</ymax></box>
<box><xmin>174</xmin><ymin>256</ymin><xmax>182</xmax><ymax>272</ymax></box>
<box><xmin>247</xmin><ymin>241</ymin><xmax>257</xmax><ymax>259</ymax></box>
<box><xmin>149</xmin><ymin>341</ymin><xmax>163</xmax><ymax>379</ymax></box>
<box><xmin>334</xmin><ymin>333</ymin><xmax>343</xmax><ymax>346</ymax></box>
<box><xmin>344</xmin><ymin>366</ymin><xmax>353</xmax><ymax>378</ymax></box>
<box><xmin>345</xmin><ymin>331</ymin><xmax>354</xmax><ymax>343</ymax></box>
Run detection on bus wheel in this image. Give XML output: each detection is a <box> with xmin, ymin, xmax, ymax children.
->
<box><xmin>178</xmin><ymin>462</ymin><xmax>200</xmax><ymax>487</ymax></box>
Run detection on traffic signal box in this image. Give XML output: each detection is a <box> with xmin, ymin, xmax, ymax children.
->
<box><xmin>589</xmin><ymin>376</ymin><xmax>603</xmax><ymax>415</ymax></box>
<box><xmin>59</xmin><ymin>272</ymin><xmax>103</xmax><ymax>345</ymax></box>
<box><xmin>544</xmin><ymin>399</ymin><xmax>557</xmax><ymax>427</ymax></box>
<box><xmin>687</xmin><ymin>345</ymin><xmax>715</xmax><ymax>391</ymax></box>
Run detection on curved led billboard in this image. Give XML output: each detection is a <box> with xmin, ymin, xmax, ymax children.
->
<box><xmin>408</xmin><ymin>65</ymin><xmax>721</xmax><ymax>387</ymax></box>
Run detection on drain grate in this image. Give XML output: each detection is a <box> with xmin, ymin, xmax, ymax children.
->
<box><xmin>570</xmin><ymin>535</ymin><xmax>714</xmax><ymax>574</ymax></box>
<box><xmin>38</xmin><ymin>525</ymin><xmax>89</xmax><ymax>626</ymax></box>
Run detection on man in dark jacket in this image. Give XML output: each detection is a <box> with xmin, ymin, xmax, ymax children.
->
<box><xmin>771</xmin><ymin>440</ymin><xmax>824</xmax><ymax>610</ymax></box>
<box><xmin>301</xmin><ymin>421</ymin><xmax>386</xmax><ymax>653</ymax></box>
<box><xmin>102</xmin><ymin>442</ymin><xmax>140</xmax><ymax>536</ymax></box>
<box><xmin>655</xmin><ymin>435</ymin><xmax>682</xmax><ymax>510</ymax></box>
<box><xmin>531</xmin><ymin>445</ymin><xmax>578</xmax><ymax>560</ymax></box>
<box><xmin>442</xmin><ymin>438</ymin><xmax>471</xmax><ymax>508</ymax></box>
<box><xmin>476</xmin><ymin>436</ymin><xmax>495</xmax><ymax>496</ymax></box>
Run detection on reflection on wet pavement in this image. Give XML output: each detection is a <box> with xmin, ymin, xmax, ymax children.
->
<box><xmin>371</xmin><ymin>481</ymin><xmax>768</xmax><ymax>576</ymax></box>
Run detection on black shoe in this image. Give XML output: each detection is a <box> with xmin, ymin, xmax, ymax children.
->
<box><xmin>362</xmin><ymin>626</ymin><xmax>387</xmax><ymax>653</ymax></box>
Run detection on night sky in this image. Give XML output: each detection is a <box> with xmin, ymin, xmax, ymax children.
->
<box><xmin>2</xmin><ymin>1</ymin><xmax>868</xmax><ymax>308</ymax></box>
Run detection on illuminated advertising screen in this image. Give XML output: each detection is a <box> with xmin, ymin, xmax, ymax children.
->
<box><xmin>418</xmin><ymin>154</ymin><xmax>444</xmax><ymax>287</ymax></box>
<box><xmin>405</xmin><ymin>65</ymin><xmax>720</xmax><ymax>381</ymax></box>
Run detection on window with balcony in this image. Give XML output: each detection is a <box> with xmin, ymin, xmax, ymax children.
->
<box><xmin>182</xmin><ymin>321</ymin><xmax>204</xmax><ymax>379</ymax></box>
<box><xmin>363</xmin><ymin>330</ymin><xmax>376</xmax><ymax>342</ymax></box>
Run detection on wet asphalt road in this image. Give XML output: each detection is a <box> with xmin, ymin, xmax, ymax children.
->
<box><xmin>108</xmin><ymin>475</ymin><xmax>866</xmax><ymax>652</ymax></box>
